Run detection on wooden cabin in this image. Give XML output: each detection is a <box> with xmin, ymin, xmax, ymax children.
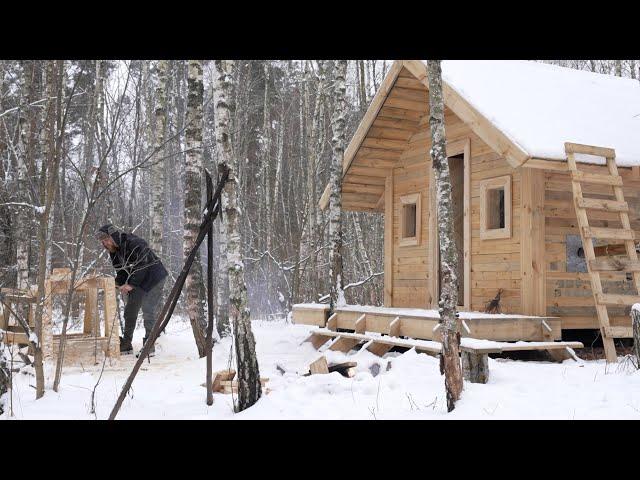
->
<box><xmin>296</xmin><ymin>60</ymin><xmax>640</xmax><ymax>360</ymax></box>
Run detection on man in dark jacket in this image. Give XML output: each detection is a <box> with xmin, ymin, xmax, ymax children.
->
<box><xmin>96</xmin><ymin>224</ymin><xmax>168</xmax><ymax>356</ymax></box>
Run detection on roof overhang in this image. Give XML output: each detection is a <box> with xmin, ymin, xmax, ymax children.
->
<box><xmin>319</xmin><ymin>60</ymin><xmax>531</xmax><ymax>212</ymax></box>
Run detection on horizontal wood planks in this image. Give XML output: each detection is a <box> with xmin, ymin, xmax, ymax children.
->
<box><xmin>544</xmin><ymin>166</ymin><xmax>640</xmax><ymax>330</ymax></box>
<box><xmin>292</xmin><ymin>305</ymin><xmax>562</xmax><ymax>342</ymax></box>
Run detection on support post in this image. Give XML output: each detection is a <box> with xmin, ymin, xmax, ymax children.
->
<box><xmin>633</xmin><ymin>307</ymin><xmax>640</xmax><ymax>368</ymax></box>
<box><xmin>461</xmin><ymin>351</ymin><xmax>489</xmax><ymax>384</ymax></box>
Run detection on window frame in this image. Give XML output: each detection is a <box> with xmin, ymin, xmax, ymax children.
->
<box><xmin>399</xmin><ymin>193</ymin><xmax>421</xmax><ymax>247</ymax></box>
<box><xmin>480</xmin><ymin>175</ymin><xmax>512</xmax><ymax>240</ymax></box>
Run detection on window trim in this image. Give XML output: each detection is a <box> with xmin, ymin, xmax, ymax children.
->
<box><xmin>399</xmin><ymin>193</ymin><xmax>421</xmax><ymax>247</ymax></box>
<box><xmin>480</xmin><ymin>175</ymin><xmax>512</xmax><ymax>240</ymax></box>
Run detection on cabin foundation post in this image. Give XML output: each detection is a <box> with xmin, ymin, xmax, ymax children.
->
<box><xmin>462</xmin><ymin>350</ymin><xmax>489</xmax><ymax>384</ymax></box>
<box><xmin>632</xmin><ymin>308</ymin><xmax>640</xmax><ymax>367</ymax></box>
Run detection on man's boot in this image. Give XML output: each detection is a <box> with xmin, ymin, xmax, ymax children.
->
<box><xmin>120</xmin><ymin>336</ymin><xmax>133</xmax><ymax>355</ymax></box>
<box><xmin>136</xmin><ymin>336</ymin><xmax>155</xmax><ymax>358</ymax></box>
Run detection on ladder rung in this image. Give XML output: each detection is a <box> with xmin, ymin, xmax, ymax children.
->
<box><xmin>583</xmin><ymin>227</ymin><xmax>635</xmax><ymax>241</ymax></box>
<box><xmin>590</xmin><ymin>258</ymin><xmax>640</xmax><ymax>272</ymax></box>
<box><xmin>577</xmin><ymin>197</ymin><xmax>629</xmax><ymax>213</ymax></box>
<box><xmin>604</xmin><ymin>326</ymin><xmax>634</xmax><ymax>338</ymax></box>
<box><xmin>565</xmin><ymin>142</ymin><xmax>616</xmax><ymax>158</ymax></box>
<box><xmin>571</xmin><ymin>171</ymin><xmax>623</xmax><ymax>186</ymax></box>
<box><xmin>596</xmin><ymin>293</ymin><xmax>640</xmax><ymax>306</ymax></box>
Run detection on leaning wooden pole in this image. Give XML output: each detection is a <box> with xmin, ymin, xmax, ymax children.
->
<box><xmin>108</xmin><ymin>167</ymin><xmax>229</xmax><ymax>420</ymax></box>
<box><xmin>205</xmin><ymin>170</ymin><xmax>215</xmax><ymax>406</ymax></box>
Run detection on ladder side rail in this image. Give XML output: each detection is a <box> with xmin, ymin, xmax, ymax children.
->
<box><xmin>567</xmin><ymin>151</ymin><xmax>617</xmax><ymax>362</ymax></box>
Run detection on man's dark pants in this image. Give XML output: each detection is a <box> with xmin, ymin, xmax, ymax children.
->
<box><xmin>122</xmin><ymin>278</ymin><xmax>166</xmax><ymax>345</ymax></box>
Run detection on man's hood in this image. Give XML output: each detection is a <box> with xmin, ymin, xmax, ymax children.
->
<box><xmin>98</xmin><ymin>224</ymin><xmax>122</xmax><ymax>247</ymax></box>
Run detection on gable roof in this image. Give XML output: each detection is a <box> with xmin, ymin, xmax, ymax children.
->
<box><xmin>320</xmin><ymin>60</ymin><xmax>640</xmax><ymax>212</ymax></box>
<box><xmin>438</xmin><ymin>60</ymin><xmax>640</xmax><ymax>167</ymax></box>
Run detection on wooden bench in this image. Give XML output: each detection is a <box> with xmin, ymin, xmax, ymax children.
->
<box><xmin>303</xmin><ymin>327</ymin><xmax>583</xmax><ymax>384</ymax></box>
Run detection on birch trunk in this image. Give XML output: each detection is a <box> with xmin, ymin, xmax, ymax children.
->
<box><xmin>32</xmin><ymin>61</ymin><xmax>61</xmax><ymax>399</ymax></box>
<box><xmin>305</xmin><ymin>60</ymin><xmax>327</xmax><ymax>298</ymax></box>
<box><xmin>214</xmin><ymin>60</ymin><xmax>261</xmax><ymax>412</ymax></box>
<box><xmin>127</xmin><ymin>62</ymin><xmax>143</xmax><ymax>229</ymax></box>
<box><xmin>261</xmin><ymin>62</ymin><xmax>272</xmax><ymax>253</ymax></box>
<box><xmin>270</xmin><ymin>102</ymin><xmax>284</xmax><ymax>232</ymax></box>
<box><xmin>184</xmin><ymin>60</ymin><xmax>208</xmax><ymax>357</ymax></box>
<box><xmin>426</xmin><ymin>60</ymin><xmax>463</xmax><ymax>412</ymax></box>
<box><xmin>150</xmin><ymin>60</ymin><xmax>168</xmax><ymax>257</ymax></box>
<box><xmin>15</xmin><ymin>63</ymin><xmax>31</xmax><ymax>289</ymax></box>
<box><xmin>358</xmin><ymin>60</ymin><xmax>367</xmax><ymax>111</ymax></box>
<box><xmin>329</xmin><ymin>60</ymin><xmax>347</xmax><ymax>311</ymax></box>
<box><xmin>0</xmin><ymin>339</ymin><xmax>8</xmax><ymax>415</ymax></box>
<box><xmin>216</xmin><ymin>212</ymin><xmax>230</xmax><ymax>337</ymax></box>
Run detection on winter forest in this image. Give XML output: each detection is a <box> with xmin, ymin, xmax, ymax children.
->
<box><xmin>2</xmin><ymin>59</ymin><xmax>640</xmax><ymax>420</ymax></box>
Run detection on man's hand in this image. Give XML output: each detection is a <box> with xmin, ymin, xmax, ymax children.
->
<box><xmin>119</xmin><ymin>284</ymin><xmax>134</xmax><ymax>294</ymax></box>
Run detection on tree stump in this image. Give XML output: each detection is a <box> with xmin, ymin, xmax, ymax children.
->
<box><xmin>462</xmin><ymin>351</ymin><xmax>489</xmax><ymax>384</ymax></box>
<box><xmin>632</xmin><ymin>307</ymin><xmax>640</xmax><ymax>369</ymax></box>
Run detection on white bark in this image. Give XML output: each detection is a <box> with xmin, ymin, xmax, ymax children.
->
<box><xmin>304</xmin><ymin>60</ymin><xmax>327</xmax><ymax>297</ymax></box>
<box><xmin>15</xmin><ymin>68</ymin><xmax>30</xmax><ymax>289</ymax></box>
<box><xmin>214</xmin><ymin>60</ymin><xmax>261</xmax><ymax>412</ymax></box>
<box><xmin>150</xmin><ymin>60</ymin><xmax>167</xmax><ymax>257</ymax></box>
<box><xmin>427</xmin><ymin>60</ymin><xmax>463</xmax><ymax>412</ymax></box>
<box><xmin>184</xmin><ymin>60</ymin><xmax>208</xmax><ymax>357</ymax></box>
<box><xmin>329</xmin><ymin>60</ymin><xmax>347</xmax><ymax>310</ymax></box>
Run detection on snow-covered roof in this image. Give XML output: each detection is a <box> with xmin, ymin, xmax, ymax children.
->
<box><xmin>436</xmin><ymin>60</ymin><xmax>640</xmax><ymax>166</ymax></box>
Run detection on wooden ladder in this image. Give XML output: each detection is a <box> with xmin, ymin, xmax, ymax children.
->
<box><xmin>566</xmin><ymin>142</ymin><xmax>640</xmax><ymax>363</ymax></box>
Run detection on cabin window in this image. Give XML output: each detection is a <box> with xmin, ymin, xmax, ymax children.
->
<box><xmin>399</xmin><ymin>193</ymin><xmax>421</xmax><ymax>246</ymax></box>
<box><xmin>480</xmin><ymin>175</ymin><xmax>511</xmax><ymax>240</ymax></box>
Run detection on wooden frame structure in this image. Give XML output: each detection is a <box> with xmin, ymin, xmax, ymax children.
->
<box><xmin>46</xmin><ymin>268</ymin><xmax>120</xmax><ymax>365</ymax></box>
<box><xmin>2</xmin><ymin>268</ymin><xmax>120</xmax><ymax>365</ymax></box>
<box><xmin>309</xmin><ymin>61</ymin><xmax>640</xmax><ymax>358</ymax></box>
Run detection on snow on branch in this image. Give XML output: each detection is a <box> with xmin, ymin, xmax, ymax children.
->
<box><xmin>318</xmin><ymin>271</ymin><xmax>383</xmax><ymax>303</ymax></box>
<box><xmin>0</xmin><ymin>202</ymin><xmax>45</xmax><ymax>214</ymax></box>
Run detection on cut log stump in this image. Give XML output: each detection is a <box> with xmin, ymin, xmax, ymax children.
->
<box><xmin>462</xmin><ymin>351</ymin><xmax>489</xmax><ymax>384</ymax></box>
<box><xmin>309</xmin><ymin>356</ymin><xmax>329</xmax><ymax>375</ymax></box>
<box><xmin>200</xmin><ymin>369</ymin><xmax>236</xmax><ymax>392</ymax></box>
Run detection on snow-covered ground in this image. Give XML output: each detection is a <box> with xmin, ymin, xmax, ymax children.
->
<box><xmin>2</xmin><ymin>317</ymin><xmax>640</xmax><ymax>419</ymax></box>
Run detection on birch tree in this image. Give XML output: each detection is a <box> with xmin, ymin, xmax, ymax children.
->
<box><xmin>328</xmin><ymin>60</ymin><xmax>347</xmax><ymax>311</ymax></box>
<box><xmin>14</xmin><ymin>61</ymin><xmax>34</xmax><ymax>290</ymax></box>
<box><xmin>0</xmin><ymin>341</ymin><xmax>8</xmax><ymax>415</ymax></box>
<box><xmin>32</xmin><ymin>60</ymin><xmax>62</xmax><ymax>399</ymax></box>
<box><xmin>304</xmin><ymin>60</ymin><xmax>327</xmax><ymax>298</ymax></box>
<box><xmin>214</xmin><ymin>59</ymin><xmax>261</xmax><ymax>411</ymax></box>
<box><xmin>426</xmin><ymin>60</ymin><xmax>463</xmax><ymax>412</ymax></box>
<box><xmin>150</xmin><ymin>60</ymin><xmax>167</xmax><ymax>257</ymax></box>
<box><xmin>183</xmin><ymin>60</ymin><xmax>208</xmax><ymax>357</ymax></box>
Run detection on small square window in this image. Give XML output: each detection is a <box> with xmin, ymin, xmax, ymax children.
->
<box><xmin>399</xmin><ymin>193</ymin><xmax>421</xmax><ymax>247</ymax></box>
<box><xmin>480</xmin><ymin>175</ymin><xmax>511</xmax><ymax>240</ymax></box>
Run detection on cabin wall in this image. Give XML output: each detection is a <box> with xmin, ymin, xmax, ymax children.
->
<box><xmin>389</xmin><ymin>107</ymin><xmax>522</xmax><ymax>313</ymax></box>
<box><xmin>544</xmin><ymin>166</ymin><xmax>640</xmax><ymax>329</ymax></box>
